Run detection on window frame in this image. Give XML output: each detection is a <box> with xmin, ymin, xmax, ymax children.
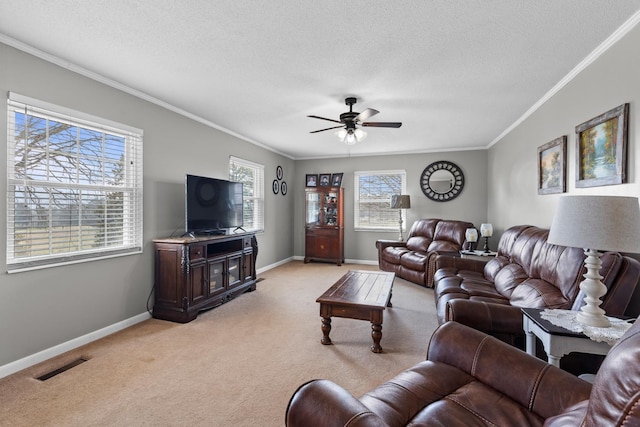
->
<box><xmin>229</xmin><ymin>156</ymin><xmax>264</xmax><ymax>233</ymax></box>
<box><xmin>353</xmin><ymin>169</ymin><xmax>407</xmax><ymax>232</ymax></box>
<box><xmin>6</xmin><ymin>92</ymin><xmax>143</xmax><ymax>273</ymax></box>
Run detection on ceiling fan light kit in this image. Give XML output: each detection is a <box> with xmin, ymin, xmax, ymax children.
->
<box><xmin>309</xmin><ymin>97</ymin><xmax>401</xmax><ymax>145</ymax></box>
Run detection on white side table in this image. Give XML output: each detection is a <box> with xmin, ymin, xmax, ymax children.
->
<box><xmin>521</xmin><ymin>308</ymin><xmax>611</xmax><ymax>367</ymax></box>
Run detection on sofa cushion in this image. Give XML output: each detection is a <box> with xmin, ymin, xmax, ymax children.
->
<box><xmin>380</xmin><ymin>246</ymin><xmax>409</xmax><ymax>264</ymax></box>
<box><xmin>406</xmin><ymin>236</ymin><xmax>430</xmax><ymax>252</ymax></box>
<box><xmin>399</xmin><ymin>251</ymin><xmax>428</xmax><ymax>269</ymax></box>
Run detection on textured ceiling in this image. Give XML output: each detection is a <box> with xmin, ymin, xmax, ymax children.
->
<box><xmin>2</xmin><ymin>1</ymin><xmax>640</xmax><ymax>159</ymax></box>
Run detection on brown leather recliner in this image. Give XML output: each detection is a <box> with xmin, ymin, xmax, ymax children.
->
<box><xmin>376</xmin><ymin>219</ymin><xmax>474</xmax><ymax>288</ymax></box>
<box><xmin>433</xmin><ymin>225</ymin><xmax>640</xmax><ymax>348</ymax></box>
<box><xmin>285</xmin><ymin>318</ymin><xmax>640</xmax><ymax>426</ymax></box>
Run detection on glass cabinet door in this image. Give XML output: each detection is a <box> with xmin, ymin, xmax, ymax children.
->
<box><xmin>323</xmin><ymin>191</ymin><xmax>338</xmax><ymax>226</ymax></box>
<box><xmin>227</xmin><ymin>256</ymin><xmax>241</xmax><ymax>287</ymax></box>
<box><xmin>306</xmin><ymin>191</ymin><xmax>320</xmax><ymax>225</ymax></box>
<box><xmin>208</xmin><ymin>258</ymin><xmax>225</xmax><ymax>294</ymax></box>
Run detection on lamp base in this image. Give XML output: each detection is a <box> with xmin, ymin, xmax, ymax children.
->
<box><xmin>575</xmin><ymin>248</ymin><xmax>610</xmax><ymax>328</ymax></box>
<box><xmin>482</xmin><ymin>236</ymin><xmax>491</xmax><ymax>253</ymax></box>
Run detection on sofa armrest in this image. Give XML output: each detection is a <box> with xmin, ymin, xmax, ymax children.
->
<box><xmin>375</xmin><ymin>239</ymin><xmax>406</xmax><ymax>251</ymax></box>
<box><xmin>446</xmin><ymin>299</ymin><xmax>525</xmax><ymax>335</ymax></box>
<box><xmin>427</xmin><ymin>322</ymin><xmax>591</xmax><ymax>419</ymax></box>
<box><xmin>286</xmin><ymin>379</ymin><xmax>389</xmax><ymax>427</ymax></box>
<box><xmin>426</xmin><ymin>250</ymin><xmax>459</xmax><ymax>288</ymax></box>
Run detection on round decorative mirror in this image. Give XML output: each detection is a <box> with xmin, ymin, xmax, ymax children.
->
<box><xmin>420</xmin><ymin>161</ymin><xmax>465</xmax><ymax>202</ymax></box>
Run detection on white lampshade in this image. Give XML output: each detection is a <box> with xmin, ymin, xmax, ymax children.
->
<box><xmin>480</xmin><ymin>223</ymin><xmax>493</xmax><ymax>237</ymax></box>
<box><xmin>390</xmin><ymin>195</ymin><xmax>411</xmax><ymax>209</ymax></box>
<box><xmin>548</xmin><ymin>195</ymin><xmax>640</xmax><ymax>327</ymax></box>
<box><xmin>465</xmin><ymin>228</ymin><xmax>478</xmax><ymax>242</ymax></box>
<box><xmin>548</xmin><ymin>196</ymin><xmax>640</xmax><ymax>252</ymax></box>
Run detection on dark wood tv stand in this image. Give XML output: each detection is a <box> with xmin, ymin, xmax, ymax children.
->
<box><xmin>152</xmin><ymin>232</ymin><xmax>257</xmax><ymax>323</ymax></box>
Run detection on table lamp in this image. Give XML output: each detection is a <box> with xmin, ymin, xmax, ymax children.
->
<box><xmin>480</xmin><ymin>223</ymin><xmax>493</xmax><ymax>253</ymax></box>
<box><xmin>548</xmin><ymin>195</ymin><xmax>640</xmax><ymax>327</ymax></box>
<box><xmin>390</xmin><ymin>195</ymin><xmax>411</xmax><ymax>241</ymax></box>
<box><xmin>465</xmin><ymin>228</ymin><xmax>478</xmax><ymax>251</ymax></box>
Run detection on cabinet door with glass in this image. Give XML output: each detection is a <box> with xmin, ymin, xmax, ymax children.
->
<box><xmin>305</xmin><ymin>188</ymin><xmax>344</xmax><ymax>227</ymax></box>
<box><xmin>304</xmin><ymin>187</ymin><xmax>344</xmax><ymax>265</ymax></box>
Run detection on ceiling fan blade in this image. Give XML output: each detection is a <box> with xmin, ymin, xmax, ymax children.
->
<box><xmin>310</xmin><ymin>125</ymin><xmax>345</xmax><ymax>133</ymax></box>
<box><xmin>354</xmin><ymin>108</ymin><xmax>379</xmax><ymax>122</ymax></box>
<box><xmin>362</xmin><ymin>121</ymin><xmax>402</xmax><ymax>128</ymax></box>
<box><xmin>307</xmin><ymin>115</ymin><xmax>343</xmax><ymax>124</ymax></box>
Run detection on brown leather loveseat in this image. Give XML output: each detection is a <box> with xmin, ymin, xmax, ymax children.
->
<box><xmin>285</xmin><ymin>318</ymin><xmax>640</xmax><ymax>426</ymax></box>
<box><xmin>376</xmin><ymin>218</ymin><xmax>474</xmax><ymax>288</ymax></box>
<box><xmin>433</xmin><ymin>225</ymin><xmax>640</xmax><ymax>347</ymax></box>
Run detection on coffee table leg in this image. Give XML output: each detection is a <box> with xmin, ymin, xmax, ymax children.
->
<box><xmin>371</xmin><ymin>323</ymin><xmax>382</xmax><ymax>353</ymax></box>
<box><xmin>321</xmin><ymin>316</ymin><xmax>332</xmax><ymax>345</ymax></box>
<box><xmin>387</xmin><ymin>287</ymin><xmax>393</xmax><ymax>308</ymax></box>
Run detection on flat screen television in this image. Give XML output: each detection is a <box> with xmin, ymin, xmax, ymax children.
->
<box><xmin>185</xmin><ymin>174</ymin><xmax>243</xmax><ymax>235</ymax></box>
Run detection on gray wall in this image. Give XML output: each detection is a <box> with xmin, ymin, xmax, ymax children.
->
<box><xmin>488</xmin><ymin>23</ymin><xmax>640</xmax><ymax>239</ymax></box>
<box><xmin>294</xmin><ymin>150</ymin><xmax>489</xmax><ymax>261</ymax></box>
<box><xmin>0</xmin><ymin>43</ymin><xmax>294</xmax><ymax>366</ymax></box>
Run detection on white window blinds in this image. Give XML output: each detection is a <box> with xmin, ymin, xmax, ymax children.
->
<box><xmin>6</xmin><ymin>93</ymin><xmax>143</xmax><ymax>272</ymax></box>
<box><xmin>229</xmin><ymin>156</ymin><xmax>264</xmax><ymax>232</ymax></box>
<box><xmin>354</xmin><ymin>170</ymin><xmax>406</xmax><ymax>230</ymax></box>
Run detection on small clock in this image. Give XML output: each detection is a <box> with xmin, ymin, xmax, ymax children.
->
<box><xmin>420</xmin><ymin>161</ymin><xmax>465</xmax><ymax>202</ymax></box>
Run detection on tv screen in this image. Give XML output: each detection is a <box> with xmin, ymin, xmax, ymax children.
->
<box><xmin>185</xmin><ymin>174</ymin><xmax>243</xmax><ymax>234</ymax></box>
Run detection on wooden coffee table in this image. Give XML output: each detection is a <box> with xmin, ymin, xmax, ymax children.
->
<box><xmin>316</xmin><ymin>270</ymin><xmax>395</xmax><ymax>353</ymax></box>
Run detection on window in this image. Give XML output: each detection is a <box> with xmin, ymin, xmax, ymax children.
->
<box><xmin>6</xmin><ymin>93</ymin><xmax>143</xmax><ymax>272</ymax></box>
<box><xmin>229</xmin><ymin>156</ymin><xmax>264</xmax><ymax>232</ymax></box>
<box><xmin>354</xmin><ymin>170</ymin><xmax>406</xmax><ymax>231</ymax></box>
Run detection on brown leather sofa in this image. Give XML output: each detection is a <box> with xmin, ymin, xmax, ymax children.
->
<box><xmin>285</xmin><ymin>319</ymin><xmax>640</xmax><ymax>426</ymax></box>
<box><xmin>433</xmin><ymin>225</ymin><xmax>640</xmax><ymax>347</ymax></box>
<box><xmin>376</xmin><ymin>218</ymin><xmax>474</xmax><ymax>288</ymax></box>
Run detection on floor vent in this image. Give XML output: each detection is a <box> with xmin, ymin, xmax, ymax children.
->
<box><xmin>37</xmin><ymin>358</ymin><xmax>88</xmax><ymax>381</ymax></box>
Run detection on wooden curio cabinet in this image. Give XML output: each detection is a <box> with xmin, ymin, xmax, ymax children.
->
<box><xmin>153</xmin><ymin>233</ymin><xmax>257</xmax><ymax>323</ymax></box>
<box><xmin>304</xmin><ymin>187</ymin><xmax>344</xmax><ymax>266</ymax></box>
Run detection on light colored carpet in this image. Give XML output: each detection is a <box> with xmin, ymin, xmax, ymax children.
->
<box><xmin>0</xmin><ymin>261</ymin><xmax>439</xmax><ymax>426</ymax></box>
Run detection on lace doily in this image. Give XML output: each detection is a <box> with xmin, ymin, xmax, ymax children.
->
<box><xmin>540</xmin><ymin>309</ymin><xmax>632</xmax><ymax>346</ymax></box>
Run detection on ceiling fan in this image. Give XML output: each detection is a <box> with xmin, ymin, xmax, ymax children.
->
<box><xmin>308</xmin><ymin>97</ymin><xmax>402</xmax><ymax>145</ymax></box>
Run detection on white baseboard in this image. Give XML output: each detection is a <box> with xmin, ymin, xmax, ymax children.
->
<box><xmin>0</xmin><ymin>312</ymin><xmax>151</xmax><ymax>379</ymax></box>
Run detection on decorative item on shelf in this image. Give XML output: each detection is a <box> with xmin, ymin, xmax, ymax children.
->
<box><xmin>390</xmin><ymin>195</ymin><xmax>411</xmax><ymax>241</ymax></box>
<box><xmin>548</xmin><ymin>195</ymin><xmax>640</xmax><ymax>327</ymax></box>
<box><xmin>319</xmin><ymin>173</ymin><xmax>331</xmax><ymax>186</ymax></box>
<box><xmin>465</xmin><ymin>228</ymin><xmax>478</xmax><ymax>251</ymax></box>
<box><xmin>306</xmin><ymin>174</ymin><xmax>317</xmax><ymax>187</ymax></box>
<box><xmin>331</xmin><ymin>173</ymin><xmax>343</xmax><ymax>187</ymax></box>
<box><xmin>480</xmin><ymin>223</ymin><xmax>493</xmax><ymax>253</ymax></box>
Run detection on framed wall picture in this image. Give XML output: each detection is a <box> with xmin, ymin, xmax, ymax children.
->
<box><xmin>575</xmin><ymin>103</ymin><xmax>629</xmax><ymax>188</ymax></box>
<box><xmin>537</xmin><ymin>136</ymin><xmax>566</xmax><ymax>195</ymax></box>
<box><xmin>306</xmin><ymin>174</ymin><xmax>317</xmax><ymax>187</ymax></box>
<box><xmin>331</xmin><ymin>173</ymin><xmax>343</xmax><ymax>187</ymax></box>
<box><xmin>318</xmin><ymin>173</ymin><xmax>331</xmax><ymax>186</ymax></box>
